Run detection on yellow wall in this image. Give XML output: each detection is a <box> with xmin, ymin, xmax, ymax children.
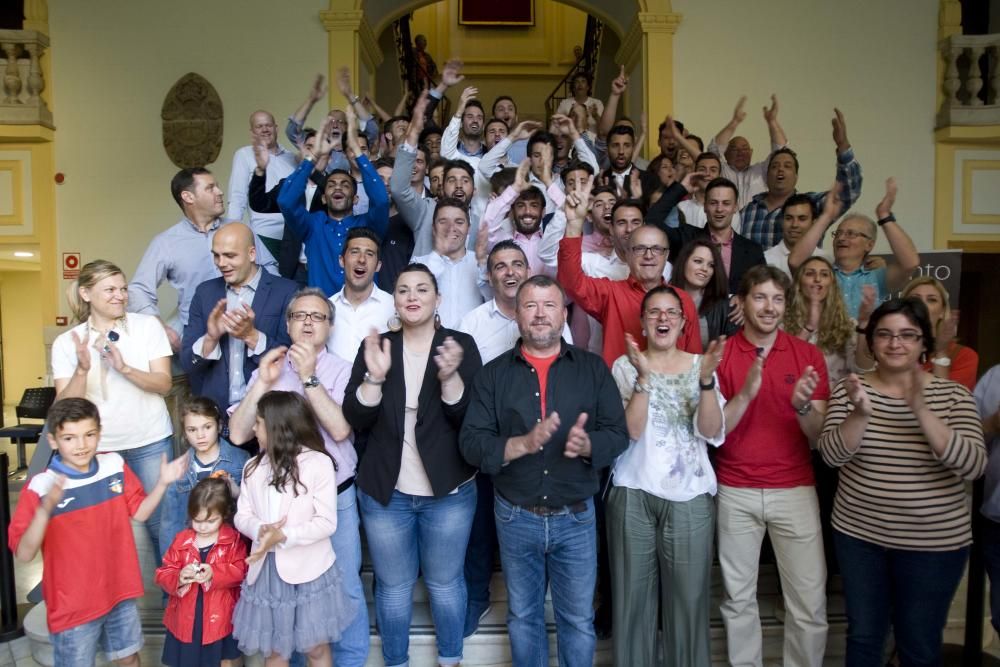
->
<box><xmin>48</xmin><ymin>0</ymin><xmax>328</xmax><ymax>320</ymax></box>
<box><xmin>672</xmin><ymin>0</ymin><xmax>940</xmax><ymax>251</ymax></box>
<box><xmin>407</xmin><ymin>0</ymin><xmax>588</xmax><ymax>120</ymax></box>
<box><xmin>0</xmin><ymin>270</ymin><xmax>45</xmax><ymax>408</ymax></box>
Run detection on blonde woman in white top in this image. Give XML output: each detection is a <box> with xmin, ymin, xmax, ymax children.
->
<box><xmin>51</xmin><ymin>259</ymin><xmax>174</xmax><ymax>559</ymax></box>
<box><xmin>608</xmin><ymin>285</ymin><xmax>726</xmax><ymax>667</ymax></box>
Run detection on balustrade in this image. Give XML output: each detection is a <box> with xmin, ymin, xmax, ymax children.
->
<box><xmin>0</xmin><ymin>29</ymin><xmax>53</xmax><ymax>128</ymax></box>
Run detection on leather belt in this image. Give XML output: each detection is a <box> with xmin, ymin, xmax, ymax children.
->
<box><xmin>337</xmin><ymin>476</ymin><xmax>355</xmax><ymax>494</ymax></box>
<box><xmin>521</xmin><ymin>501</ymin><xmax>587</xmax><ymax>516</ymax></box>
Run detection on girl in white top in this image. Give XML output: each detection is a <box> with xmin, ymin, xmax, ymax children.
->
<box><xmin>50</xmin><ymin>259</ymin><xmax>174</xmax><ymax>558</ymax></box>
<box><xmin>555</xmin><ymin>72</ymin><xmax>604</xmax><ymax>137</ymax></box>
<box><xmin>608</xmin><ymin>285</ymin><xmax>726</xmax><ymax>667</ymax></box>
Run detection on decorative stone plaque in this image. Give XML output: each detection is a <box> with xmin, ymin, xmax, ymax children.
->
<box><xmin>161</xmin><ymin>73</ymin><xmax>223</xmax><ymax>169</ymax></box>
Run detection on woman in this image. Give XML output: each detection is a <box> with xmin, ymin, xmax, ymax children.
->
<box><xmin>670</xmin><ymin>239</ymin><xmax>736</xmax><ymax>347</ymax></box>
<box><xmin>785</xmin><ymin>256</ymin><xmax>870</xmax><ymax>387</ymax></box>
<box><xmin>555</xmin><ymin>72</ymin><xmax>603</xmax><ymax>137</ymax></box>
<box><xmin>608</xmin><ymin>285</ymin><xmax>726</xmax><ymax>666</ymax></box>
<box><xmin>50</xmin><ymin>259</ymin><xmax>174</xmax><ymax>559</ymax></box>
<box><xmin>818</xmin><ymin>298</ymin><xmax>986</xmax><ymax>666</ymax></box>
<box><xmin>902</xmin><ymin>276</ymin><xmax>978</xmax><ymax>390</ymax></box>
<box><xmin>343</xmin><ymin>263</ymin><xmax>482</xmax><ymax>667</ymax></box>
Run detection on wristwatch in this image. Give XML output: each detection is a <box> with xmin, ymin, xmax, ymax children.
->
<box><xmin>363</xmin><ymin>371</ymin><xmax>386</xmax><ymax>385</ymax></box>
<box><xmin>699</xmin><ymin>377</ymin><xmax>716</xmax><ymax>391</ymax></box>
<box><xmin>302</xmin><ymin>375</ymin><xmax>321</xmax><ymax>389</ymax></box>
<box><xmin>796</xmin><ymin>401</ymin><xmax>813</xmax><ymax>416</ymax></box>
<box><xmin>877</xmin><ymin>213</ymin><xmax>896</xmax><ymax>226</ymax></box>
<box><xmin>932</xmin><ymin>356</ymin><xmax>952</xmax><ymax>368</ymax></box>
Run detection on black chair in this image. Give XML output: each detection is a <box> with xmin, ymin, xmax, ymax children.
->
<box><xmin>0</xmin><ymin>387</ymin><xmax>56</xmax><ymax>474</ymax></box>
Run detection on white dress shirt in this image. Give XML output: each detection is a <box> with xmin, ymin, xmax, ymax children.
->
<box><xmin>763</xmin><ymin>241</ymin><xmax>828</xmax><ymax>278</ymax></box>
<box><xmin>328</xmin><ymin>285</ymin><xmax>395</xmax><ymax>363</ymax></box>
<box><xmin>458</xmin><ymin>299</ymin><xmax>573</xmax><ymax>363</ymax></box>
<box><xmin>412</xmin><ymin>251</ymin><xmax>487</xmax><ymax>329</ymax></box>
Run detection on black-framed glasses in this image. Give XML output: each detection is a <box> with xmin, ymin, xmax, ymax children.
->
<box><xmin>289</xmin><ymin>311</ymin><xmax>329</xmax><ymax>323</ymax></box>
<box><xmin>630</xmin><ymin>244</ymin><xmax>668</xmax><ymax>257</ymax></box>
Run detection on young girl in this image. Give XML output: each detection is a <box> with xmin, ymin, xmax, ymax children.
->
<box><xmin>232</xmin><ymin>390</ymin><xmax>355</xmax><ymax>666</ymax></box>
<box><xmin>159</xmin><ymin>397</ymin><xmax>250</xmax><ymax>560</ymax></box>
<box><xmin>156</xmin><ymin>476</ymin><xmax>248</xmax><ymax>667</ymax></box>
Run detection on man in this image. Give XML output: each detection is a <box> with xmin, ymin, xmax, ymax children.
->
<box><xmin>763</xmin><ymin>194</ymin><xmax>831</xmax><ymax>277</ymax></box>
<box><xmin>411</xmin><ymin>198</ymin><xmax>485</xmax><ymax>328</ymax></box>
<box><xmin>602</xmin><ymin>124</ymin><xmax>639</xmax><ymax>197</ymax></box>
<box><xmin>130</xmin><ymin>168</ymin><xmax>229</xmax><ymax>350</ymax></box>
<box><xmin>492</xmin><ymin>95</ymin><xmax>527</xmax><ymax>163</ymax></box>
<box><xmin>648</xmin><ymin>176</ymin><xmax>766</xmax><ymax>295</ymax></box>
<box><xmin>277</xmin><ymin>112</ymin><xmax>389</xmax><ymax>297</ymax></box>
<box><xmin>442</xmin><ymin>85</ymin><xmax>486</xmax><ymax>164</ymax></box>
<box><xmin>227</xmin><ymin>287</ymin><xmax>368</xmax><ymax>667</ymax></box>
<box><xmin>477</xmin><ymin>117</ymin><xmax>542</xmax><ymax>179</ymax></box>
<box><xmin>456</xmin><ymin>241</ymin><xmax>572</xmax><ymax>637</ymax></box>
<box><xmin>558</xmin><ymin>183</ymin><xmax>701</xmax><ymax>366</ymax></box>
<box><xmin>370</xmin><ymin>157</ymin><xmax>417</xmax><ymax>292</ymax></box>
<box><xmin>226</xmin><ymin>110</ymin><xmax>298</xmax><ymax>266</ymax></box>
<box><xmin>180</xmin><ymin>223</ymin><xmax>298</xmax><ymax>415</ymax></box>
<box><xmin>460</xmin><ymin>275</ymin><xmax>629</xmax><ymax>667</ymax></box>
<box><xmin>286</xmin><ymin>69</ymin><xmax>379</xmax><ymax>175</ymax></box>
<box><xmin>714</xmin><ymin>265</ymin><xmax>831</xmax><ymax>667</ymax></box>
<box><xmin>382</xmin><ymin>115</ymin><xmax>409</xmax><ymax>159</ymax></box>
<box><xmin>391</xmin><ymin>91</ymin><xmax>483</xmax><ymax>255</ymax></box>
<box><xmin>740</xmin><ymin>109</ymin><xmax>862</xmax><ymax>249</ymax></box>
<box><xmin>706</xmin><ymin>95</ymin><xmax>790</xmax><ymax>210</ymax></box>
<box><xmin>328</xmin><ymin>227</ymin><xmax>395</xmax><ymax>364</ymax></box>
<box><xmin>671</xmin><ymin>151</ymin><xmax>721</xmax><ymax>230</ymax></box>
<box><xmin>789</xmin><ymin>177</ymin><xmax>920</xmax><ymax>318</ymax></box>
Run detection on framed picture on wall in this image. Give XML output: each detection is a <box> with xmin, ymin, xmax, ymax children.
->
<box><xmin>458</xmin><ymin>0</ymin><xmax>534</xmax><ymax>26</ymax></box>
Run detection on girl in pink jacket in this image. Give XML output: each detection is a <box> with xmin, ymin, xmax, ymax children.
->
<box><xmin>231</xmin><ymin>391</ymin><xmax>356</xmax><ymax>665</ymax></box>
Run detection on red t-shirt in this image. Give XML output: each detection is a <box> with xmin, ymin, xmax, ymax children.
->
<box><xmin>8</xmin><ymin>453</ymin><xmax>146</xmax><ymax>633</ymax></box>
<box><xmin>715</xmin><ymin>329</ymin><xmax>830</xmax><ymax>488</ymax></box>
<box><xmin>522</xmin><ymin>348</ymin><xmax>558</xmax><ymax>416</ymax></box>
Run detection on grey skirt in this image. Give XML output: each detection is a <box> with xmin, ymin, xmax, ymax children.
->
<box><xmin>232</xmin><ymin>553</ymin><xmax>358</xmax><ymax>659</ymax></box>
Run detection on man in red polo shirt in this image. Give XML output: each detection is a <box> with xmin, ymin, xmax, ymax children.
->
<box><xmin>715</xmin><ymin>264</ymin><xmax>829</xmax><ymax>667</ymax></box>
<box><xmin>557</xmin><ymin>183</ymin><xmax>701</xmax><ymax>366</ymax></box>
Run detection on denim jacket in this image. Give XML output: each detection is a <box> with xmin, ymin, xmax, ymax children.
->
<box><xmin>158</xmin><ymin>439</ymin><xmax>250</xmax><ymax>559</ymax></box>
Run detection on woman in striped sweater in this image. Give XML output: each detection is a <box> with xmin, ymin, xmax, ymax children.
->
<box><xmin>818</xmin><ymin>297</ymin><xmax>986</xmax><ymax>666</ymax></box>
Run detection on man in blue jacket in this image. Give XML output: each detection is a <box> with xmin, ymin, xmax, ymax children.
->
<box><xmin>181</xmin><ymin>223</ymin><xmax>298</xmax><ymax>418</ymax></box>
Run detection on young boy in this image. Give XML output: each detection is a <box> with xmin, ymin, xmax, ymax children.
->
<box><xmin>8</xmin><ymin>398</ymin><xmax>187</xmax><ymax>667</ymax></box>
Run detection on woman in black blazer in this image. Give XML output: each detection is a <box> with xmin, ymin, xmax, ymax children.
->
<box><xmin>343</xmin><ymin>262</ymin><xmax>482</xmax><ymax>667</ymax></box>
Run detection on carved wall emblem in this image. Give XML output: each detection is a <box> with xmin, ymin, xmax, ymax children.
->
<box><xmin>161</xmin><ymin>73</ymin><xmax>223</xmax><ymax>169</ymax></box>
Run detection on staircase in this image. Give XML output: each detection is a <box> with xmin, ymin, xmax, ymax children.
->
<box><xmin>544</xmin><ymin>15</ymin><xmax>604</xmax><ymax>123</ymax></box>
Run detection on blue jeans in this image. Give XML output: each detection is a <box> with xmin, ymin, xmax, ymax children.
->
<box><xmin>494</xmin><ymin>493</ymin><xmax>597</xmax><ymax>667</ymax></box>
<box><xmin>51</xmin><ymin>599</ymin><xmax>142</xmax><ymax>667</ymax></box>
<box><xmin>464</xmin><ymin>474</ymin><xmax>498</xmax><ymax>622</ymax></box>
<box><xmin>983</xmin><ymin>516</ymin><xmax>1000</xmax><ymax>633</ymax></box>
<box><xmin>119</xmin><ymin>435</ymin><xmax>173</xmax><ymax>565</ymax></box>
<box><xmin>359</xmin><ymin>481</ymin><xmax>476</xmax><ymax>667</ymax></box>
<box><xmin>834</xmin><ymin>529</ymin><xmax>969</xmax><ymax>666</ymax></box>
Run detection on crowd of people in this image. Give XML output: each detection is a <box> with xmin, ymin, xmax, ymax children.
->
<box><xmin>6</xmin><ymin>55</ymin><xmax>999</xmax><ymax>667</ymax></box>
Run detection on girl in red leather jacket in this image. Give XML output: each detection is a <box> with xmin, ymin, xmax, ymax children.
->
<box><xmin>155</xmin><ymin>475</ymin><xmax>248</xmax><ymax>667</ymax></box>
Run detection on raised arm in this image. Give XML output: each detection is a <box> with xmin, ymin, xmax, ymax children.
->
<box><xmin>711</xmin><ymin>96</ymin><xmax>747</xmax><ymax>158</ymax></box>
<box><xmin>597</xmin><ymin>65</ymin><xmax>628</xmax><ymax>139</ymax></box>
<box><xmin>788</xmin><ymin>184</ymin><xmax>841</xmax><ymax>274</ymax></box>
<box><xmin>875</xmin><ymin>177</ymin><xmax>920</xmax><ymax>289</ymax></box>
<box><xmin>663</xmin><ymin>114</ymin><xmax>703</xmax><ymax>162</ymax></box>
<box><xmin>442</xmin><ymin>85</ymin><xmax>477</xmax><ymax>159</ymax></box>
<box><xmin>336</xmin><ymin>66</ymin><xmax>374</xmax><ymax>126</ymax></box>
<box><xmin>763</xmin><ymin>94</ymin><xmax>788</xmax><ymax>149</ymax></box>
<box><xmin>287</xmin><ymin>74</ymin><xmax>326</xmax><ymax>145</ymax></box>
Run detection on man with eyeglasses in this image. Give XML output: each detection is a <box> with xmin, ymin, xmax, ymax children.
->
<box><xmin>181</xmin><ymin>222</ymin><xmax>298</xmax><ymax>418</ymax></box>
<box><xmin>788</xmin><ymin>178</ymin><xmax>920</xmax><ymax>319</ymax></box>
<box><xmin>557</xmin><ymin>180</ymin><xmax>702</xmax><ymax>367</ymax></box>
<box><xmin>227</xmin><ymin>110</ymin><xmax>299</xmax><ymax>270</ymax></box>
<box><xmin>227</xmin><ymin>286</ymin><xmax>369</xmax><ymax>666</ymax></box>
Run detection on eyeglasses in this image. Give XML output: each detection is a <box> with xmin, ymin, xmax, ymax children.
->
<box><xmin>630</xmin><ymin>245</ymin><xmax>668</xmax><ymax>257</ymax></box>
<box><xmin>873</xmin><ymin>330</ymin><xmax>922</xmax><ymax>344</ymax></box>
<box><xmin>645</xmin><ymin>307</ymin><xmax>683</xmax><ymax>320</ymax></box>
<box><xmin>832</xmin><ymin>229</ymin><xmax>872</xmax><ymax>241</ymax></box>
<box><xmin>289</xmin><ymin>311</ymin><xmax>329</xmax><ymax>322</ymax></box>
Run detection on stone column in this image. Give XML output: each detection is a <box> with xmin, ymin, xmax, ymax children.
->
<box><xmin>319</xmin><ymin>1</ymin><xmax>383</xmax><ymax>109</ymax></box>
<box><xmin>616</xmin><ymin>7</ymin><xmax>682</xmax><ymax>157</ymax></box>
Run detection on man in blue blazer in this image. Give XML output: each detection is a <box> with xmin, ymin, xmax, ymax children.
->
<box><xmin>181</xmin><ymin>223</ymin><xmax>298</xmax><ymax>417</ymax></box>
